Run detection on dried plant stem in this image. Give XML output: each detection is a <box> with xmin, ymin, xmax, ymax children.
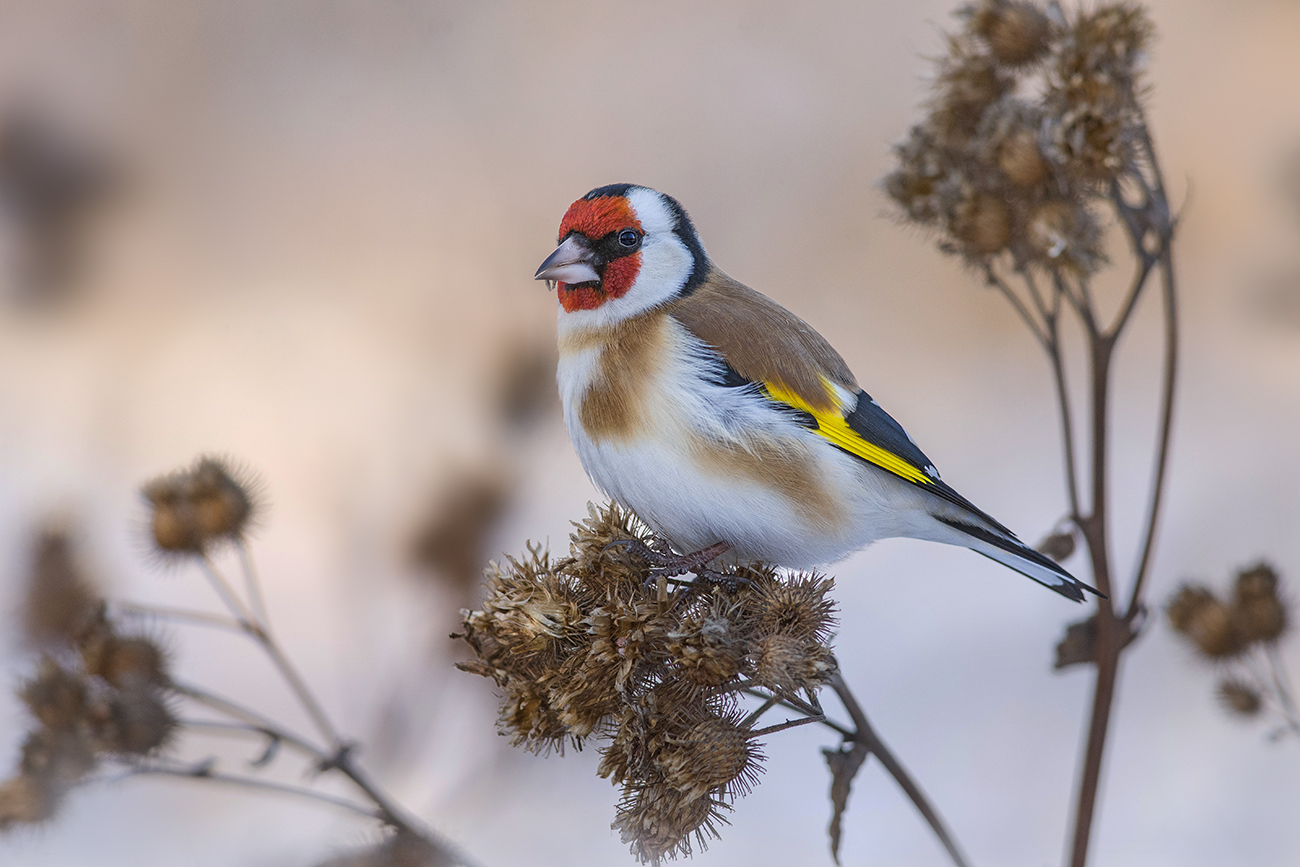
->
<box><xmin>114</xmin><ymin>600</ymin><xmax>246</xmax><ymax>634</ymax></box>
<box><xmin>200</xmin><ymin>554</ymin><xmax>340</xmax><ymax>746</ymax></box>
<box><xmin>120</xmin><ymin>759</ymin><xmax>383</xmax><ymax>821</ymax></box>
<box><xmin>1264</xmin><ymin>645</ymin><xmax>1300</xmax><ymax>738</ymax></box>
<box><xmin>1064</xmin><ymin>123</ymin><xmax>1178</xmax><ymax>867</ymax></box>
<box><xmin>828</xmin><ymin>673</ymin><xmax>972</xmax><ymax>867</ymax></box>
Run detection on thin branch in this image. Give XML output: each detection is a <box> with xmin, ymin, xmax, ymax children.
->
<box><xmin>114</xmin><ymin>600</ymin><xmax>245</xmax><ymax>634</ymax></box>
<box><xmin>829</xmin><ymin>673</ymin><xmax>972</xmax><ymax>867</ymax></box>
<box><xmin>171</xmin><ymin>680</ymin><xmax>327</xmax><ymax>763</ymax></box>
<box><xmin>750</xmin><ymin>715</ymin><xmax>826</xmax><ymax>737</ymax></box>
<box><xmin>119</xmin><ymin>759</ymin><xmax>382</xmax><ymax>821</ymax></box>
<box><xmin>740</xmin><ymin>687</ymin><xmax>854</xmax><ymax>738</ymax></box>
<box><xmin>200</xmin><ymin>554</ymin><xmax>341</xmax><ymax>746</ymax></box>
<box><xmin>1123</xmin><ymin>242</ymin><xmax>1178</xmax><ymax>619</ymax></box>
<box><xmin>985</xmin><ymin>264</ymin><xmax>1050</xmax><ymax>349</ymax></box>
<box><xmin>1041</xmin><ymin>293</ymin><xmax>1083</xmax><ymax>520</ymax></box>
<box><xmin>1106</xmin><ymin>254</ymin><xmax>1156</xmax><ymax>340</ymax></box>
<box><xmin>236</xmin><ymin>540</ymin><xmax>271</xmax><ymax>628</ymax></box>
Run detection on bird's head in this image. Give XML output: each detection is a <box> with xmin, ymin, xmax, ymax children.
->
<box><xmin>535</xmin><ymin>184</ymin><xmax>708</xmax><ymax>325</ymax></box>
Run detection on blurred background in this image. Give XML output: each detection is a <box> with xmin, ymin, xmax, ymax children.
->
<box><xmin>1</xmin><ymin>0</ymin><xmax>1298</xmax><ymax>865</ymax></box>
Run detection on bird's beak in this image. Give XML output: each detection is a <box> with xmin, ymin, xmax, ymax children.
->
<box><xmin>535</xmin><ymin>235</ymin><xmax>599</xmax><ymax>285</ymax></box>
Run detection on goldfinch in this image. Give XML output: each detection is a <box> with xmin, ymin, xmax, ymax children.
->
<box><xmin>535</xmin><ymin>184</ymin><xmax>1096</xmax><ymax>602</ymax></box>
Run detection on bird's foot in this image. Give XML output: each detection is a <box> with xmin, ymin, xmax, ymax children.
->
<box><xmin>602</xmin><ymin>539</ymin><xmax>737</xmax><ymax>588</ymax></box>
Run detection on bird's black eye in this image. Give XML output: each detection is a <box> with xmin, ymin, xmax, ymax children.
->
<box><xmin>618</xmin><ymin>229</ymin><xmax>640</xmax><ymax>248</ymax></box>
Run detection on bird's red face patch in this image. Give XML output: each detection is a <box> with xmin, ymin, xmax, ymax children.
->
<box><xmin>555</xmin><ymin>195</ymin><xmax>643</xmax><ymax>313</ymax></box>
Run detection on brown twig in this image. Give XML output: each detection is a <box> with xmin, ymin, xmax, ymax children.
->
<box><xmin>829</xmin><ymin>673</ymin><xmax>972</xmax><ymax>867</ymax></box>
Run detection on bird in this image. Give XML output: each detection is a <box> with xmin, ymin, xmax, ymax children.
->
<box><xmin>534</xmin><ymin>183</ymin><xmax>1097</xmax><ymax>602</ymax></box>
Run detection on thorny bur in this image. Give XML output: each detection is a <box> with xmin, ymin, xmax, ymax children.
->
<box><xmin>885</xmin><ymin>0</ymin><xmax>1155</xmax><ymax>275</ymax></box>
<box><xmin>457</xmin><ymin>503</ymin><xmax>838</xmax><ymax>863</ymax></box>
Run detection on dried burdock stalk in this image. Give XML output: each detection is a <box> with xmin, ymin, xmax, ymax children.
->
<box><xmin>885</xmin><ymin>3</ymin><xmax>1180</xmax><ymax>865</ymax></box>
<box><xmin>1</xmin><ymin>460</ymin><xmax>478</xmax><ymax>867</ymax></box>
<box><xmin>459</xmin><ymin>502</ymin><xmax>970</xmax><ymax>866</ymax></box>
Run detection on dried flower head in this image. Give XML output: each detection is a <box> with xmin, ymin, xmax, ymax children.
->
<box><xmin>20</xmin><ymin>659</ymin><xmax>88</xmax><ymax>731</ymax></box>
<box><xmin>22</xmin><ymin>528</ymin><xmax>101</xmax><ymax>647</ymax></box>
<box><xmin>1232</xmin><ymin>562</ymin><xmax>1288</xmax><ymax>645</ymax></box>
<box><xmin>967</xmin><ymin>0</ymin><xmax>1053</xmax><ymax>67</ymax></box>
<box><xmin>458</xmin><ymin>502</ymin><xmax>838</xmax><ymax>863</ymax></box>
<box><xmin>0</xmin><ymin>775</ymin><xmax>59</xmax><ymax>829</ymax></box>
<box><xmin>1216</xmin><ymin>678</ymin><xmax>1263</xmax><ymax>718</ymax></box>
<box><xmin>95</xmin><ymin>682</ymin><xmax>176</xmax><ymax>755</ymax></box>
<box><xmin>142</xmin><ymin>456</ymin><xmax>257</xmax><ymax>555</ymax></box>
<box><xmin>1167</xmin><ymin>584</ymin><xmax>1246</xmax><ymax>660</ymax></box>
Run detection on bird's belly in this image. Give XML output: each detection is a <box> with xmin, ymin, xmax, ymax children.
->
<box><xmin>569</xmin><ymin>422</ymin><xmax>892</xmax><ymax>569</ymax></box>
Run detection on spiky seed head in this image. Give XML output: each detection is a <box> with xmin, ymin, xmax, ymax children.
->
<box><xmin>188</xmin><ymin>457</ymin><xmax>255</xmax><ymax>540</ymax></box>
<box><xmin>751</xmin><ymin>634</ymin><xmax>837</xmax><ymax>693</ymax></box>
<box><xmin>953</xmin><ymin>193</ymin><xmax>1012</xmax><ymax>256</ymax></box>
<box><xmin>613</xmin><ymin>784</ymin><xmax>726</xmax><ymax>865</ymax></box>
<box><xmin>659</xmin><ymin>717</ymin><xmax>762</xmax><ymax>801</ymax></box>
<box><xmin>96</xmin><ymin>684</ymin><xmax>176</xmax><ymax>755</ymax></box>
<box><xmin>20</xmin><ymin>728</ymin><xmax>97</xmax><ymax>788</ymax></box>
<box><xmin>998</xmin><ymin>127</ymin><xmax>1048</xmax><ymax>186</ymax></box>
<box><xmin>747</xmin><ymin>573</ymin><xmax>837</xmax><ymax>644</ymax></box>
<box><xmin>1232</xmin><ymin>563</ymin><xmax>1287</xmax><ymax>645</ymax></box>
<box><xmin>20</xmin><ymin>660</ymin><xmax>88</xmax><ymax>731</ymax></box>
<box><xmin>22</xmin><ymin>528</ymin><xmax>100</xmax><ymax>647</ymax></box>
<box><xmin>82</xmin><ymin>634</ymin><xmax>170</xmax><ymax>690</ymax></box>
<box><xmin>1216</xmin><ymin>679</ymin><xmax>1263</xmax><ymax>718</ymax></box>
<box><xmin>0</xmin><ymin>775</ymin><xmax>59</xmax><ymax>829</ymax></box>
<box><xmin>1167</xmin><ymin>584</ymin><xmax>1246</xmax><ymax>660</ymax></box>
<box><xmin>970</xmin><ymin>1</ymin><xmax>1052</xmax><ymax>66</ymax></box>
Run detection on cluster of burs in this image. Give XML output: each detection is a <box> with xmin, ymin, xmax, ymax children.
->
<box><xmin>458</xmin><ymin>503</ymin><xmax>839</xmax><ymax>863</ymax></box>
<box><xmin>885</xmin><ymin>0</ymin><xmax>1153</xmax><ymax>272</ymax></box>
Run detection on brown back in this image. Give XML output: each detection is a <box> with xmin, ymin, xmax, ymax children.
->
<box><xmin>667</xmin><ymin>269</ymin><xmax>857</xmax><ymax>411</ymax></box>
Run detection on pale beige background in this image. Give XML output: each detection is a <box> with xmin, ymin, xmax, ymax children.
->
<box><xmin>0</xmin><ymin>1</ymin><xmax>1298</xmax><ymax>865</ymax></box>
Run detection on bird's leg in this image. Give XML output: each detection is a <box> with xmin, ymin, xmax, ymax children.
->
<box><xmin>601</xmin><ymin>539</ymin><xmax>735</xmax><ymax>586</ymax></box>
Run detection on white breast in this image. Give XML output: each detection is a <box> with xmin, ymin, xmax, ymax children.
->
<box><xmin>556</xmin><ymin>313</ymin><xmax>924</xmax><ymax>568</ymax></box>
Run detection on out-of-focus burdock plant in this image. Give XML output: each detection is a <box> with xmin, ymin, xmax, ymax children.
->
<box><xmin>886</xmin><ymin>3</ymin><xmax>1179</xmax><ymax>866</ymax></box>
<box><xmin>1</xmin><ymin>457</ymin><xmax>476</xmax><ymax>867</ymax></box>
<box><xmin>458</xmin><ymin>504</ymin><xmax>970</xmax><ymax>866</ymax></box>
<box><xmin>1167</xmin><ymin>563</ymin><xmax>1300</xmax><ymax>740</ymax></box>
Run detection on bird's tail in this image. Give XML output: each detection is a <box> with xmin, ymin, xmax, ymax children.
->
<box><xmin>930</xmin><ymin>514</ymin><xmax>1100</xmax><ymax>602</ymax></box>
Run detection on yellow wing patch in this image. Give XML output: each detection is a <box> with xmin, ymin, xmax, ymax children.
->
<box><xmin>761</xmin><ymin>378</ymin><xmax>936</xmax><ymax>487</ymax></box>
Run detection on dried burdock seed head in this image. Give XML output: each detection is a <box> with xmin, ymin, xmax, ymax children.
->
<box><xmin>0</xmin><ymin>775</ymin><xmax>59</xmax><ymax>829</ymax></box>
<box><xmin>1216</xmin><ymin>679</ymin><xmax>1263</xmax><ymax>718</ymax></box>
<box><xmin>22</xmin><ymin>528</ymin><xmax>101</xmax><ymax>647</ymax></box>
<box><xmin>613</xmin><ymin>784</ymin><xmax>728</xmax><ymax>865</ymax></box>
<box><xmin>1071</xmin><ymin>3</ymin><xmax>1152</xmax><ymax>79</ymax></box>
<box><xmin>1232</xmin><ymin>562</ymin><xmax>1288</xmax><ymax>645</ymax></box>
<box><xmin>142</xmin><ymin>456</ymin><xmax>258</xmax><ymax>555</ymax></box>
<box><xmin>1166</xmin><ymin>584</ymin><xmax>1246</xmax><ymax>660</ymax></box>
<box><xmin>1026</xmin><ymin>200</ymin><xmax>1103</xmax><ymax>274</ymax></box>
<box><xmin>751</xmin><ymin>634</ymin><xmax>837</xmax><ymax>694</ymax></box>
<box><xmin>748</xmin><ymin>572</ymin><xmax>837</xmax><ymax>644</ymax></box>
<box><xmin>932</xmin><ymin>42</ymin><xmax>1012</xmax><ymax>143</ymax></box>
<box><xmin>96</xmin><ymin>683</ymin><xmax>176</xmax><ymax>755</ymax></box>
<box><xmin>20</xmin><ymin>727</ymin><xmax>97</xmax><ymax>788</ymax></box>
<box><xmin>19</xmin><ymin>659</ymin><xmax>88</xmax><ymax>731</ymax></box>
<box><xmin>658</xmin><ymin>717</ymin><xmax>763</xmax><ymax>802</ymax></box>
<box><xmin>968</xmin><ymin>0</ymin><xmax>1052</xmax><ymax>67</ymax></box>
<box><xmin>81</xmin><ymin>633</ymin><xmax>170</xmax><ymax>690</ymax></box>
<box><xmin>188</xmin><ymin>457</ymin><xmax>255</xmax><ymax>540</ymax></box>
<box><xmin>952</xmin><ymin>192</ymin><xmax>1012</xmax><ymax>257</ymax></box>
<box><xmin>999</xmin><ymin>127</ymin><xmax>1048</xmax><ymax>187</ymax></box>
<box><xmin>1046</xmin><ymin>106</ymin><xmax>1129</xmax><ymax>182</ymax></box>
<box><xmin>665</xmin><ymin>615</ymin><xmax>744</xmax><ymax>688</ymax></box>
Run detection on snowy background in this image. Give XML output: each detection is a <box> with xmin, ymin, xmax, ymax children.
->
<box><xmin>1</xmin><ymin>1</ymin><xmax>1298</xmax><ymax>865</ymax></box>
